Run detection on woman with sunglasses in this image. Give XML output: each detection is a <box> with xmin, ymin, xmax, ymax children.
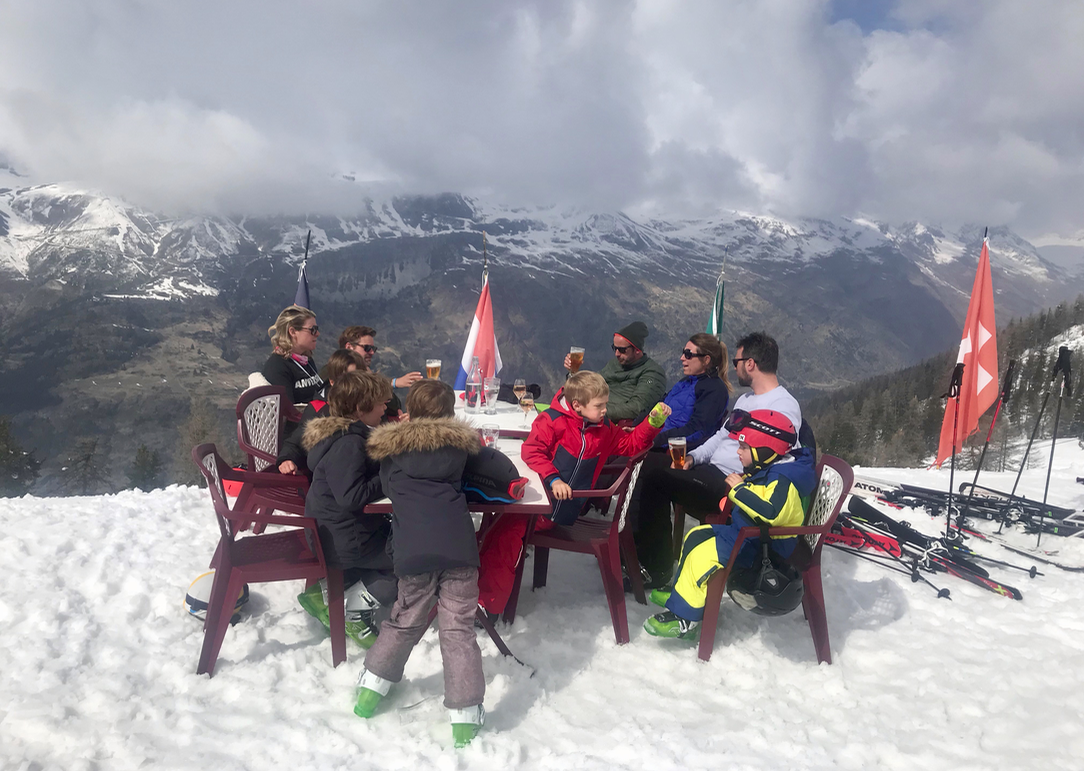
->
<box><xmin>625</xmin><ymin>333</ymin><xmax>732</xmax><ymax>588</ymax></box>
<box><xmin>262</xmin><ymin>305</ymin><xmax>326</xmax><ymax>417</ymax></box>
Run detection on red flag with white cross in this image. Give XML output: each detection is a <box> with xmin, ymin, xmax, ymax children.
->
<box><xmin>936</xmin><ymin>234</ymin><xmax>998</xmax><ymax>467</ymax></box>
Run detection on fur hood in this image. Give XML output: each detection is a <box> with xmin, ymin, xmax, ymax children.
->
<box><xmin>302</xmin><ymin>416</ymin><xmax>356</xmax><ymax>451</ymax></box>
<box><xmin>367</xmin><ymin>417</ymin><xmax>481</xmax><ymax>460</ymax></box>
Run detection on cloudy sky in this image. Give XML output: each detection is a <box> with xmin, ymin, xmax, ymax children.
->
<box><xmin>1</xmin><ymin>0</ymin><xmax>1082</xmax><ymax>239</ymax></box>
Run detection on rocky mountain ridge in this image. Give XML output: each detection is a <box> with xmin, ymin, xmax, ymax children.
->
<box><xmin>1</xmin><ymin>173</ymin><xmax>1082</xmax><ymax>493</ymax></box>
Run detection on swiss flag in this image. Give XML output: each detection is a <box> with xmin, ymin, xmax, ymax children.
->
<box><xmin>936</xmin><ymin>235</ymin><xmax>998</xmax><ymax>467</ymax></box>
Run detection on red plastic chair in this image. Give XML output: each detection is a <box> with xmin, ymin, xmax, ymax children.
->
<box><xmin>191</xmin><ymin>443</ymin><xmax>346</xmax><ymax>676</ymax></box>
<box><xmin>697</xmin><ymin>454</ymin><xmax>853</xmax><ymax>663</ymax></box>
<box><xmin>503</xmin><ymin>449</ymin><xmax>650</xmax><ymax>644</ymax></box>
<box><xmin>235</xmin><ymin>386</ymin><xmax>308</xmax><ymax>523</ymax></box>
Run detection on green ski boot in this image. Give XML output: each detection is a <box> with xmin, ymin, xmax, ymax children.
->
<box><xmin>648</xmin><ymin>588</ymin><xmax>671</xmax><ymax>608</ymax></box>
<box><xmin>297</xmin><ymin>582</ymin><xmax>330</xmax><ymax>629</ymax></box>
<box><xmin>644</xmin><ymin>611</ymin><xmax>700</xmax><ymax>640</ymax></box>
<box><xmin>346</xmin><ymin>609</ymin><xmax>379</xmax><ymax>649</ymax></box>
<box><xmin>449</xmin><ymin>705</ymin><xmax>485</xmax><ymax>748</ymax></box>
<box><xmin>353</xmin><ymin>669</ymin><xmax>392</xmax><ymax>719</ymax></box>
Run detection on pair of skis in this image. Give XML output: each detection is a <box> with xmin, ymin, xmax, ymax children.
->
<box><xmin>852</xmin><ymin>475</ymin><xmax>1084</xmax><ymax>573</ymax></box>
<box><xmin>828</xmin><ymin>497</ymin><xmax>1028</xmax><ymax>600</ymax></box>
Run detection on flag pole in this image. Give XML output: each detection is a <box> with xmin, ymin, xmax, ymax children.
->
<box><xmin>481</xmin><ymin>231</ymin><xmax>489</xmax><ymax>287</ymax></box>
<box><xmin>294</xmin><ymin>229</ymin><xmax>312</xmax><ymax>309</ymax></box>
<box><xmin>944</xmin><ymin>362</ymin><xmax>965</xmax><ymax>541</ymax></box>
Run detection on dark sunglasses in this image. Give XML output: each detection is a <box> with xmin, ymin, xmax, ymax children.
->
<box><xmin>681</xmin><ymin>349</ymin><xmax>709</xmax><ymax>359</ymax></box>
<box><xmin>732</xmin><ymin>357</ymin><xmax>752</xmax><ymax>368</ymax></box>
<box><xmin>358</xmin><ymin>344</ymin><xmax>378</xmax><ymax>354</ymax></box>
<box><xmin>298</xmin><ymin>325</ymin><xmax>320</xmax><ymax>335</ymax></box>
<box><xmin>612</xmin><ymin>344</ymin><xmax>634</xmax><ymax>354</ymax></box>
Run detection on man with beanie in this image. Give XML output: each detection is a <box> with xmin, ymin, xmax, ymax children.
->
<box><xmin>564</xmin><ymin>320</ymin><xmax>667</xmax><ymax>423</ymax></box>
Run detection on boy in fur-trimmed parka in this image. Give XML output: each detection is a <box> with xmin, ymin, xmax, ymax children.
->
<box><xmin>299</xmin><ymin>370</ymin><xmax>396</xmax><ymax>648</ymax></box>
<box><xmin>354</xmin><ymin>379</ymin><xmax>487</xmax><ymax>748</ymax></box>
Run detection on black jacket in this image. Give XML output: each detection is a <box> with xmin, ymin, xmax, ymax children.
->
<box><xmin>262</xmin><ymin>353</ymin><xmax>324</xmax><ymax>406</ymax></box>
<box><xmin>302</xmin><ymin>416</ymin><xmax>387</xmax><ymax>570</ymax></box>
<box><xmin>366</xmin><ymin>418</ymin><xmax>481</xmax><ymax>576</ymax></box>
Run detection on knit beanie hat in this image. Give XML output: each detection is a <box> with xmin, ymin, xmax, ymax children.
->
<box><xmin>615</xmin><ymin>321</ymin><xmax>648</xmax><ymax>351</ymax></box>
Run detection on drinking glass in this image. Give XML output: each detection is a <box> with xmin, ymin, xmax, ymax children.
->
<box><xmin>569</xmin><ymin>346</ymin><xmax>585</xmax><ymax>374</ymax></box>
<box><xmin>483</xmin><ymin>377</ymin><xmax>501</xmax><ymax>415</ymax></box>
<box><xmin>519</xmin><ymin>393</ymin><xmax>535</xmax><ymax>425</ymax></box>
<box><xmin>426</xmin><ymin>359</ymin><xmax>441</xmax><ymax>379</ymax></box>
<box><xmin>481</xmin><ymin>424</ymin><xmax>500</xmax><ymax>448</ymax></box>
<box><xmin>668</xmin><ymin>436</ymin><xmax>687</xmax><ymax>468</ymax></box>
<box><xmin>513</xmin><ymin>379</ymin><xmax>527</xmax><ymax>402</ymax></box>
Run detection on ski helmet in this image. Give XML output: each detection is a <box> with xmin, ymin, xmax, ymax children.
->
<box><xmin>727</xmin><ymin>409</ymin><xmax>797</xmax><ymax>459</ymax></box>
<box><xmin>184</xmin><ymin>570</ymin><xmax>249</xmax><ymax>622</ymax></box>
<box><xmin>726</xmin><ymin>554</ymin><xmax>804</xmax><ymax>616</ymax></box>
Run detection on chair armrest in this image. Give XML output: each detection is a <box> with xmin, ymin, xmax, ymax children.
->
<box><xmin>228</xmin><ymin>512</ymin><xmax>319</xmax><ymax>531</ymax></box>
<box><xmin>222</xmin><ymin>466</ymin><xmax>309</xmax><ymax>490</ymax></box>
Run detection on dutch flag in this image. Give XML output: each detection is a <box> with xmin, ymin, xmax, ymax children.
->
<box><xmin>454</xmin><ymin>275</ymin><xmax>503</xmax><ymax>389</ymax></box>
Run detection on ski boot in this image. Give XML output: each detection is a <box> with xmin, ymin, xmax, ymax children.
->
<box><xmin>345</xmin><ymin>581</ymin><xmax>381</xmax><ymax>649</ymax></box>
<box><xmin>449</xmin><ymin>704</ymin><xmax>485</xmax><ymax>748</ymax></box>
<box><xmin>648</xmin><ymin>588</ymin><xmax>671</xmax><ymax>608</ymax></box>
<box><xmin>353</xmin><ymin>669</ymin><xmax>392</xmax><ymax>718</ymax></box>
<box><xmin>644</xmin><ymin>611</ymin><xmax>700</xmax><ymax>640</ymax></box>
<box><xmin>297</xmin><ymin>581</ymin><xmax>330</xmax><ymax>628</ymax></box>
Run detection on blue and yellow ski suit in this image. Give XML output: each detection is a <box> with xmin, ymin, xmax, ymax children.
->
<box><xmin>666</xmin><ymin>447</ymin><xmax>816</xmax><ymax>621</ymax></box>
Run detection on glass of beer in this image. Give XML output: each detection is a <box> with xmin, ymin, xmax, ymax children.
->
<box><xmin>426</xmin><ymin>359</ymin><xmax>441</xmax><ymax>379</ymax></box>
<box><xmin>513</xmin><ymin>379</ymin><xmax>527</xmax><ymax>401</ymax></box>
<box><xmin>483</xmin><ymin>377</ymin><xmax>500</xmax><ymax>415</ymax></box>
<box><xmin>569</xmin><ymin>346</ymin><xmax>585</xmax><ymax>373</ymax></box>
<box><xmin>668</xmin><ymin>437</ymin><xmax>687</xmax><ymax>468</ymax></box>
<box><xmin>481</xmin><ymin>424</ymin><xmax>500</xmax><ymax>448</ymax></box>
<box><xmin>519</xmin><ymin>393</ymin><xmax>535</xmax><ymax>425</ymax></box>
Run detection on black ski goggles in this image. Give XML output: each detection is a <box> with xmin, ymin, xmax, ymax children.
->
<box><xmin>724</xmin><ymin>409</ymin><xmax>797</xmax><ymax>446</ymax></box>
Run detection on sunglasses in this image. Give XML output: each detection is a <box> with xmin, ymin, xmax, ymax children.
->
<box><xmin>681</xmin><ymin>349</ymin><xmax>709</xmax><ymax>359</ymax></box>
<box><xmin>612</xmin><ymin>344</ymin><xmax>634</xmax><ymax>354</ymax></box>
<box><xmin>298</xmin><ymin>325</ymin><xmax>320</xmax><ymax>335</ymax></box>
<box><xmin>732</xmin><ymin>357</ymin><xmax>752</xmax><ymax>368</ymax></box>
<box><xmin>356</xmin><ymin>344</ymin><xmax>378</xmax><ymax>354</ymax></box>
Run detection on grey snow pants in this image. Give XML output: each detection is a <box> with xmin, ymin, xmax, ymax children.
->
<box><xmin>362</xmin><ymin>566</ymin><xmax>485</xmax><ymax>710</ymax></box>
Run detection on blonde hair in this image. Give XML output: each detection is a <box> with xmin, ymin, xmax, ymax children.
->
<box><xmin>564</xmin><ymin>371</ymin><xmax>609</xmax><ymax>407</ymax></box>
<box><xmin>268</xmin><ymin>305</ymin><xmax>316</xmax><ymax>356</ymax></box>
<box><xmin>328</xmin><ymin>371</ymin><xmax>392</xmax><ymax>418</ymax></box>
<box><xmin>406</xmin><ymin>379</ymin><xmax>456</xmax><ymax>419</ymax></box>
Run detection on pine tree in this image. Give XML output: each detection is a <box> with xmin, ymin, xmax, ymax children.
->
<box><xmin>129</xmin><ymin>445</ymin><xmax>164</xmax><ymax>491</ymax></box>
<box><xmin>0</xmin><ymin>417</ymin><xmax>41</xmax><ymax>497</ymax></box>
<box><xmin>174</xmin><ymin>399</ymin><xmax>232</xmax><ymax>485</ymax></box>
<box><xmin>66</xmin><ymin>437</ymin><xmax>112</xmax><ymax>495</ymax></box>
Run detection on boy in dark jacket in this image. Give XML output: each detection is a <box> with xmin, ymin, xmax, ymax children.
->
<box><xmin>298</xmin><ymin>370</ymin><xmax>395</xmax><ymax>648</ymax></box>
<box><xmin>355</xmin><ymin>379</ymin><xmax>487</xmax><ymax>748</ymax></box>
<box><xmin>475</xmin><ymin>371</ymin><xmax>671</xmax><ymax>616</ymax></box>
<box><xmin>644</xmin><ymin>409</ymin><xmax>815</xmax><ymax>640</ymax></box>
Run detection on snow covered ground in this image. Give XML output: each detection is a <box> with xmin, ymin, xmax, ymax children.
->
<box><xmin>4</xmin><ymin>443</ymin><xmax>1084</xmax><ymax>770</ymax></box>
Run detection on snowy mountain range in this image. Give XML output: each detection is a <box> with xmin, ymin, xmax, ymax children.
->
<box><xmin>2</xmin><ymin>170</ymin><xmax>1083</xmax><ymax>491</ymax></box>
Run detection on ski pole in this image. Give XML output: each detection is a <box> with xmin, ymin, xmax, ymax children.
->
<box><xmin>1039</xmin><ymin>347</ymin><xmax>1072</xmax><ymax>549</ymax></box>
<box><xmin>944</xmin><ymin>362</ymin><xmax>964</xmax><ymax>542</ymax></box>
<box><xmin>959</xmin><ymin>360</ymin><xmax>1016</xmax><ymax>530</ymax></box>
<box><xmin>997</xmin><ymin>367</ymin><xmax>1055</xmax><ymax>534</ymax></box>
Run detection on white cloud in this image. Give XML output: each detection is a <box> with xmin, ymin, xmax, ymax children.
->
<box><xmin>0</xmin><ymin>0</ymin><xmax>1081</xmax><ymax>237</ymax></box>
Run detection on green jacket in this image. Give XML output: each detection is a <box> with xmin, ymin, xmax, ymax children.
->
<box><xmin>598</xmin><ymin>355</ymin><xmax>667</xmax><ymax>422</ymax></box>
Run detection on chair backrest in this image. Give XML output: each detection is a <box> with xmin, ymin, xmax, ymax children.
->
<box><xmin>237</xmin><ymin>386</ymin><xmax>288</xmax><ymax>472</ymax></box>
<box><xmin>805</xmin><ymin>454</ymin><xmax>854</xmax><ymax>553</ymax></box>
<box><xmin>615</xmin><ymin>457</ymin><xmax>647</xmax><ymax>534</ymax></box>
<box><xmin>192</xmin><ymin>442</ymin><xmax>240</xmax><ymax>543</ymax></box>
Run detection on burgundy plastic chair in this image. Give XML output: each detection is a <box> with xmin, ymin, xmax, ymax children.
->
<box><xmin>235</xmin><ymin>386</ymin><xmax>308</xmax><ymax>524</ymax></box>
<box><xmin>697</xmin><ymin>454</ymin><xmax>854</xmax><ymax>663</ymax></box>
<box><xmin>191</xmin><ymin>443</ymin><xmax>346</xmax><ymax>676</ymax></box>
<box><xmin>503</xmin><ymin>449</ymin><xmax>650</xmax><ymax>644</ymax></box>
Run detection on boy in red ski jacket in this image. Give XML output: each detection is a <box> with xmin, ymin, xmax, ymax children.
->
<box><xmin>477</xmin><ymin>371</ymin><xmax>670</xmax><ymax>615</ymax></box>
